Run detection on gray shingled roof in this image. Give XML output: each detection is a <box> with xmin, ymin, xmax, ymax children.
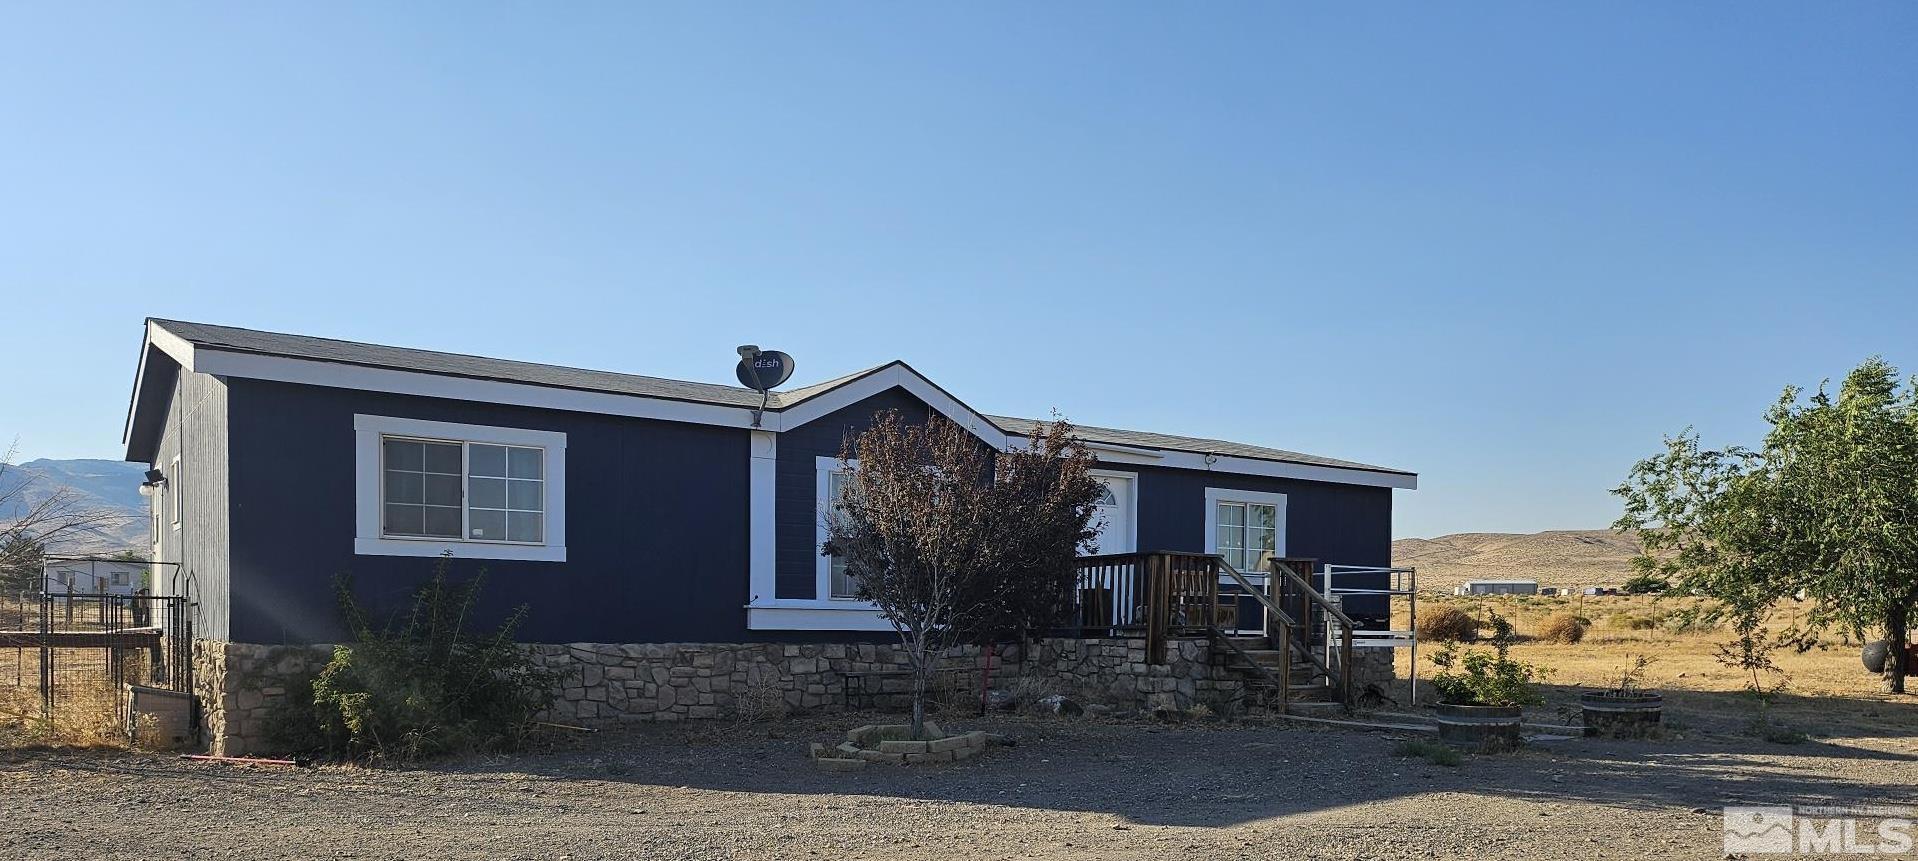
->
<box><xmin>151</xmin><ymin>318</ymin><xmax>1411</xmax><ymax>477</ymax></box>
<box><xmin>988</xmin><ymin>416</ymin><xmax>1412</xmax><ymax>476</ymax></box>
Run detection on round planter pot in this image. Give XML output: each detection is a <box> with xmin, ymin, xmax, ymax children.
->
<box><xmin>1580</xmin><ymin>691</ymin><xmax>1663</xmax><ymax>738</ymax></box>
<box><xmin>1434</xmin><ymin>703</ymin><xmax>1522</xmax><ymax>752</ymax></box>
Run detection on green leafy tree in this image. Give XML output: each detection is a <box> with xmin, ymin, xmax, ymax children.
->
<box><xmin>1614</xmin><ymin>358</ymin><xmax>1918</xmax><ymax>693</ymax></box>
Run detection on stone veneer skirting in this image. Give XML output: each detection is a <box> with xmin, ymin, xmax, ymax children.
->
<box><xmin>192</xmin><ymin>636</ymin><xmax>1395</xmax><ymax>756</ymax></box>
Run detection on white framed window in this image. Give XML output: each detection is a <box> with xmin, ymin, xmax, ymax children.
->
<box><xmin>379</xmin><ymin>437</ymin><xmax>546</xmax><ymax>543</ymax></box>
<box><xmin>168</xmin><ymin>455</ymin><xmax>181</xmax><ymax>529</ymax></box>
<box><xmin>816</xmin><ymin>457</ymin><xmax>865</xmax><ymax>600</ymax></box>
<box><xmin>354</xmin><ymin>415</ymin><xmax>567</xmax><ymax>562</ymax></box>
<box><xmin>1203</xmin><ymin>488</ymin><xmax>1287</xmax><ymax>572</ymax></box>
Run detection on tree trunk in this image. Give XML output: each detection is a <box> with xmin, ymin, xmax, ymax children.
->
<box><xmin>1885</xmin><ymin>603</ymin><xmax>1909</xmax><ymax>695</ymax></box>
<box><xmin>910</xmin><ymin>665</ymin><xmax>928</xmax><ymax>739</ymax></box>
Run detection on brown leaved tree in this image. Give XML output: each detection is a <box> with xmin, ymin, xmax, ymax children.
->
<box><xmin>823</xmin><ymin>412</ymin><xmax>1103</xmax><ymax>738</ymax></box>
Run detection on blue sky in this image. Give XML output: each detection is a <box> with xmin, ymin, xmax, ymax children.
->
<box><xmin>1</xmin><ymin>4</ymin><xmax>1913</xmax><ymax>538</ymax></box>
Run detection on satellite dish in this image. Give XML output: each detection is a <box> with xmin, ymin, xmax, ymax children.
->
<box><xmin>735</xmin><ymin>349</ymin><xmax>795</xmax><ymax>392</ymax></box>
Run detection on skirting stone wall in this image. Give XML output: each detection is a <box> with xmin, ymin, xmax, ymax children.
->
<box><xmin>192</xmin><ymin>635</ymin><xmax>1395</xmax><ymax>755</ymax></box>
<box><xmin>192</xmin><ymin>640</ymin><xmax>333</xmax><ymax>756</ymax></box>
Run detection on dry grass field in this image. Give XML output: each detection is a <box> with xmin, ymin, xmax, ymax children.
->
<box><xmin>1391</xmin><ymin>591</ymin><xmax>1912</xmax><ymax>740</ymax></box>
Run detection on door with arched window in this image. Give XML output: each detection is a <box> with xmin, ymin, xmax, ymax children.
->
<box><xmin>1086</xmin><ymin>473</ymin><xmax>1135</xmax><ymax>555</ymax></box>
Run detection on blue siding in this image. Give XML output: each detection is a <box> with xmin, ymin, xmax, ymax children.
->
<box><xmin>773</xmin><ymin>387</ymin><xmax>933</xmax><ymax>599</ymax></box>
<box><xmin>224</xmin><ymin>378</ymin><xmax>753</xmax><ymax>645</ymax></box>
<box><xmin>1133</xmin><ymin>465</ymin><xmax>1395</xmax><ymax>623</ymax></box>
<box><xmin>215</xmin><ymin>375</ymin><xmax>1399</xmax><ymax>643</ymax></box>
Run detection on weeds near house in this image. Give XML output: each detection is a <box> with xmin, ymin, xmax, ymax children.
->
<box><xmin>732</xmin><ymin>667</ymin><xmax>790</xmax><ymax>725</ymax></box>
<box><xmin>0</xmin><ymin>681</ymin><xmax>126</xmax><ymax>748</ymax></box>
<box><xmin>1391</xmin><ymin>738</ymin><xmax>1462</xmax><ymax>766</ymax></box>
<box><xmin>292</xmin><ymin>561</ymin><xmax>556</xmax><ymax>763</ymax></box>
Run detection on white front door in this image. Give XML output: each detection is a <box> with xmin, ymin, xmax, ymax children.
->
<box><xmin>1088</xmin><ymin>474</ymin><xmax>1135</xmax><ymax>555</ymax></box>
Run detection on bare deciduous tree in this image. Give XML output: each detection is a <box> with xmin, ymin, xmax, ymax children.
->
<box><xmin>0</xmin><ymin>445</ymin><xmax>133</xmax><ymax>594</ymax></box>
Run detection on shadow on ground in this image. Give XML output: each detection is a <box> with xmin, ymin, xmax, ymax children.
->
<box><xmin>461</xmin><ymin>695</ymin><xmax>1918</xmax><ymax>829</ymax></box>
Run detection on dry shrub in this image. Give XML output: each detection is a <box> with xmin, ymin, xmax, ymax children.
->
<box><xmin>732</xmin><ymin>667</ymin><xmax>789</xmax><ymax>725</ymax></box>
<box><xmin>1418</xmin><ymin>606</ymin><xmax>1480</xmax><ymax>643</ymax></box>
<box><xmin>1537</xmin><ymin>613</ymin><xmax>1591</xmax><ymax>644</ymax></box>
<box><xmin>0</xmin><ymin>682</ymin><xmax>127</xmax><ymax>749</ymax></box>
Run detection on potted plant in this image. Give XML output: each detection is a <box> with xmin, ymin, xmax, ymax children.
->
<box><xmin>1582</xmin><ymin>655</ymin><xmax>1662</xmax><ymax>737</ymax></box>
<box><xmin>1429</xmin><ymin>612</ymin><xmax>1545</xmax><ymax>752</ymax></box>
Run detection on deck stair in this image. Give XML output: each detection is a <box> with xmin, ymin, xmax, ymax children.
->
<box><xmin>1206</xmin><ymin>632</ymin><xmax>1339</xmax><ymax>714</ymax></box>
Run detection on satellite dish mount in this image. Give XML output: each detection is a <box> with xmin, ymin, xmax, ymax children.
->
<box><xmin>735</xmin><ymin>345</ymin><xmax>795</xmax><ymax>428</ymax></box>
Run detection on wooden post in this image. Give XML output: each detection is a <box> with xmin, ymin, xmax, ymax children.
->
<box><xmin>1145</xmin><ymin>554</ymin><xmax>1167</xmax><ymax>664</ymax></box>
<box><xmin>1277</xmin><ymin>616</ymin><xmax>1292</xmax><ymax>714</ymax></box>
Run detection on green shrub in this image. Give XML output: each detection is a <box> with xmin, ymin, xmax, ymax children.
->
<box><xmin>308</xmin><ymin>563</ymin><xmax>556</xmax><ymax>762</ymax></box>
<box><xmin>1430</xmin><ymin>612</ymin><xmax>1546</xmax><ymax>708</ymax></box>
<box><xmin>1621</xmin><ymin>573</ymin><xmax>1670</xmax><ymax>595</ymax></box>
<box><xmin>1536</xmin><ymin>613</ymin><xmax>1590</xmax><ymax>644</ymax></box>
<box><xmin>1391</xmin><ymin>738</ymin><xmax>1462</xmax><ymax>766</ymax></box>
<box><xmin>1417</xmin><ymin>606</ymin><xmax>1480</xmax><ymax>643</ymax></box>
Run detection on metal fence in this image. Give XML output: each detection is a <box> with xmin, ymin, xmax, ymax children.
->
<box><xmin>1</xmin><ymin>591</ymin><xmax>194</xmax><ymax>739</ymax></box>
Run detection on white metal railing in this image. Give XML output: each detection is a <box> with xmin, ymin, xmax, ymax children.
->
<box><xmin>1320</xmin><ymin>564</ymin><xmax>1421</xmax><ymax>705</ymax></box>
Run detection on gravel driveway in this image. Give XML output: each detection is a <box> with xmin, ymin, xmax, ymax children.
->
<box><xmin>4</xmin><ymin>714</ymin><xmax>1915</xmax><ymax>860</ymax></box>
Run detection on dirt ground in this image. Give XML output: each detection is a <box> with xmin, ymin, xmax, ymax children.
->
<box><xmin>5</xmin><ymin>708</ymin><xmax>1917</xmax><ymax>861</ymax></box>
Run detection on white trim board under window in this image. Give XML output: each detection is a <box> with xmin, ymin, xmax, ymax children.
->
<box><xmin>1203</xmin><ymin>487</ymin><xmax>1286</xmax><ymax>573</ymax></box>
<box><xmin>353</xmin><ymin>415</ymin><xmax>567</xmax><ymax>562</ymax></box>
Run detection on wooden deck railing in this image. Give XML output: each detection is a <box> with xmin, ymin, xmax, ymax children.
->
<box><xmin>1070</xmin><ymin>552</ymin><xmax>1361</xmax><ymax>711</ymax></box>
<box><xmin>1071</xmin><ymin>551</ymin><xmax>1219</xmax><ymax>663</ymax></box>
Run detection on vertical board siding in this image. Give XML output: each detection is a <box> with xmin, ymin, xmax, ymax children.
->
<box><xmin>223</xmin><ymin>378</ymin><xmax>752</xmax><ymax>645</ymax></box>
<box><xmin>772</xmin><ymin>387</ymin><xmax>934</xmax><ymax>600</ymax></box>
<box><xmin>1131</xmin><ymin>464</ymin><xmax>1394</xmax><ymax>623</ymax></box>
<box><xmin>151</xmin><ymin>370</ymin><xmax>233</xmax><ymax>640</ymax></box>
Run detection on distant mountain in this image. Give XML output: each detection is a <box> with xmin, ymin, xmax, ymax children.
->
<box><xmin>1391</xmin><ymin>529</ymin><xmax>1642</xmax><ymax>592</ymax></box>
<box><xmin>0</xmin><ymin>458</ymin><xmax>150</xmax><ymax>551</ymax></box>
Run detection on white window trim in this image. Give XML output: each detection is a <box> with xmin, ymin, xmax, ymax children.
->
<box><xmin>1203</xmin><ymin>487</ymin><xmax>1287</xmax><ymax>575</ymax></box>
<box><xmin>168</xmin><ymin>455</ymin><xmax>181</xmax><ymax>530</ymax></box>
<box><xmin>815</xmin><ymin>455</ymin><xmax>877</xmax><ymax>606</ymax></box>
<box><xmin>745</xmin><ymin>454</ymin><xmax>887</xmax><ymax>630</ymax></box>
<box><xmin>353</xmin><ymin>414</ymin><xmax>567</xmax><ymax>562</ymax></box>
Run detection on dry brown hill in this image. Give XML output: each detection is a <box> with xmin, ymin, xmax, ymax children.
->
<box><xmin>1391</xmin><ymin>530</ymin><xmax>1642</xmax><ymax>592</ymax></box>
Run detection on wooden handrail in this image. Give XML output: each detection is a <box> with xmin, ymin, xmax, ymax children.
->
<box><xmin>1268</xmin><ymin>558</ymin><xmax>1357</xmax><ymax>711</ymax></box>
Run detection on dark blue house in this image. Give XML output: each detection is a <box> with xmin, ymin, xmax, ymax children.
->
<box><xmin>123</xmin><ymin>319</ymin><xmax>1417</xmax><ymax>648</ymax></box>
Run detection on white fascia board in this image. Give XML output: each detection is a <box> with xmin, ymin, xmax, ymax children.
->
<box><xmin>1164</xmin><ymin>449</ymin><xmax>1417</xmax><ymax>490</ymax></box>
<box><xmin>774</xmin><ymin>365</ymin><xmax>1012</xmax><ymax>450</ymax></box>
<box><xmin>121</xmin><ymin>339</ymin><xmax>154</xmax><ymax>452</ymax></box>
<box><xmin>124</xmin><ymin>322</ymin><xmax>201</xmax><ymax>456</ymax></box>
<box><xmin>197</xmin><ymin>349</ymin><xmax>762</xmax><ymax>430</ymax></box>
<box><xmin>184</xmin><ymin>342</ymin><xmax>1416</xmax><ymax>490</ymax></box>
<box><xmin>147</xmin><ymin>321</ymin><xmax>198</xmax><ymax>371</ymax></box>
